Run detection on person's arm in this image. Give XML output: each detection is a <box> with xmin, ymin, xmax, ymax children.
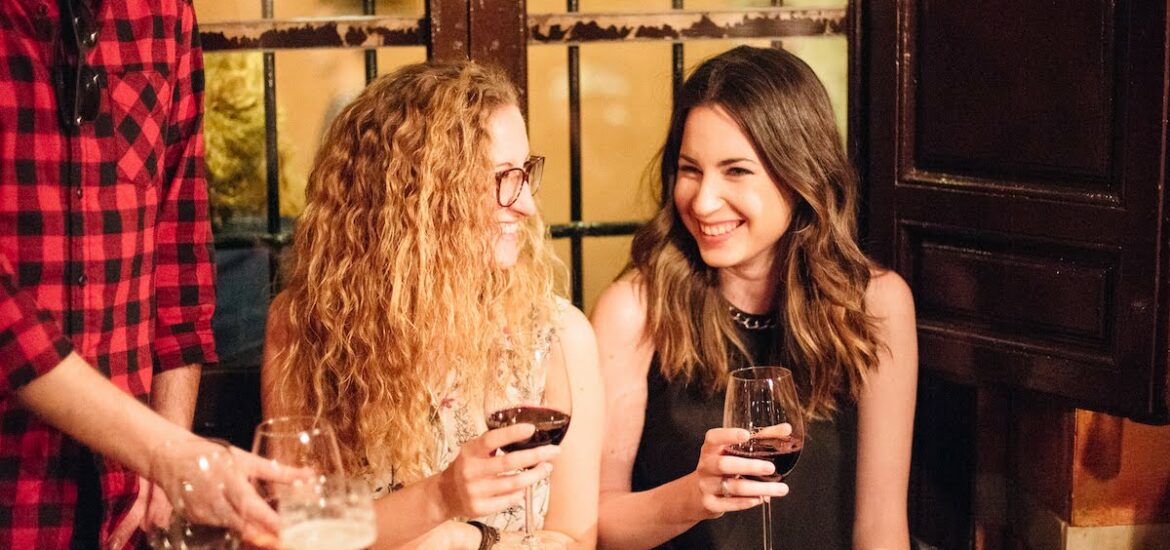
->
<box><xmin>540</xmin><ymin>304</ymin><xmax>604</xmax><ymax>548</ymax></box>
<box><xmin>107</xmin><ymin>365</ymin><xmax>202</xmax><ymax>548</ymax></box>
<box><xmin>151</xmin><ymin>366</ymin><xmax>202</xmax><ymax>427</ymax></box>
<box><xmin>0</xmin><ymin>255</ymin><xmax>74</xmax><ymax>401</ymax></box>
<box><xmin>853</xmin><ymin>270</ymin><xmax>917</xmax><ymax>550</ymax></box>
<box><xmin>17</xmin><ymin>352</ymin><xmax>195</xmax><ymax>476</ymax></box>
<box><xmin>152</xmin><ymin>0</ymin><xmax>217</xmax><ymax>377</ymax></box>
<box><xmin>592</xmin><ymin>278</ymin><xmax>781</xmax><ymax>550</ymax></box>
<box><xmin>262</xmin><ymin>295</ymin><xmax>558</xmax><ymax>550</ymax></box>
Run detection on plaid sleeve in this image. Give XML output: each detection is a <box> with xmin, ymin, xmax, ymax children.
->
<box><xmin>152</xmin><ymin>3</ymin><xmax>217</xmax><ymax>371</ymax></box>
<box><xmin>0</xmin><ymin>255</ymin><xmax>74</xmax><ymax>399</ymax></box>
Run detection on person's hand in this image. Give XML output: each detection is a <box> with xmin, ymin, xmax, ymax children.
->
<box><xmin>103</xmin><ymin>476</ymin><xmax>170</xmax><ymax>550</ymax></box>
<box><xmin>434</xmin><ymin>423</ymin><xmax>560</xmax><ymax>519</ymax></box>
<box><xmin>148</xmin><ymin>439</ymin><xmax>309</xmax><ymax>543</ymax></box>
<box><xmin>689</xmin><ymin>426</ymin><xmax>791</xmax><ymax>519</ymax></box>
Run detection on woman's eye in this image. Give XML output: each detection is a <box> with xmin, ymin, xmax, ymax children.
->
<box><xmin>726</xmin><ymin>166</ymin><xmax>753</xmax><ymax>177</ymax></box>
<box><xmin>678</xmin><ymin>165</ymin><xmax>700</xmax><ymax>175</ymax></box>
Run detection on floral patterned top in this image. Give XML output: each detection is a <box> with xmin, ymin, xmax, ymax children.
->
<box><xmin>367</xmin><ymin>300</ymin><xmax>567</xmax><ymax>532</ymax></box>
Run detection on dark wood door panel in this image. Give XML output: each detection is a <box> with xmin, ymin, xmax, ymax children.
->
<box><xmin>913</xmin><ymin>0</ymin><xmax>1116</xmax><ymax>186</ymax></box>
<box><xmin>902</xmin><ymin>224</ymin><xmax>1118</xmax><ymax>355</ymax></box>
<box><xmin>894</xmin><ymin>186</ymin><xmax>1131</xmax><ymax>243</ymax></box>
<box><xmin>862</xmin><ymin>0</ymin><xmax>1170</xmax><ymax>422</ymax></box>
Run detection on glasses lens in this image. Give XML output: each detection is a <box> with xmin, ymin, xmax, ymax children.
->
<box><xmin>498</xmin><ymin>169</ymin><xmax>524</xmax><ymax>206</ymax></box>
<box><xmin>526</xmin><ymin>157</ymin><xmax>544</xmax><ymax>196</ymax></box>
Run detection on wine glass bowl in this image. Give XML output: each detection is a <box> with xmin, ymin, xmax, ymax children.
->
<box><xmin>722</xmin><ymin>427</ymin><xmax>803</xmax><ymax>482</ymax></box>
<box><xmin>251</xmin><ymin>416</ymin><xmax>344</xmax><ymax>477</ymax></box>
<box><xmin>485</xmin><ymin>405</ymin><xmax>571</xmax><ymax>452</ymax></box>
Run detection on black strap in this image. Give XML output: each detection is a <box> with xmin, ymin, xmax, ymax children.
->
<box><xmin>467</xmin><ymin>520</ymin><xmax>500</xmax><ymax>550</ymax></box>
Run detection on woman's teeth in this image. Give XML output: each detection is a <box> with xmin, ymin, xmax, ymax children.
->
<box><xmin>700</xmin><ymin>221</ymin><xmax>741</xmax><ymax>236</ymax></box>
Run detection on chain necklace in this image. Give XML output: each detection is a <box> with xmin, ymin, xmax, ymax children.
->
<box><xmin>728</xmin><ymin>305</ymin><xmax>778</xmax><ymax>330</ymax></box>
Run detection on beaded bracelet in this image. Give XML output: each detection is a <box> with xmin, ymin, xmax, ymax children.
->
<box><xmin>467</xmin><ymin>520</ymin><xmax>500</xmax><ymax>550</ymax></box>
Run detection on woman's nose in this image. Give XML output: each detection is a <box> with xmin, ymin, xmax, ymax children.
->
<box><xmin>690</xmin><ymin>177</ymin><xmax>724</xmax><ymax>216</ymax></box>
<box><xmin>509</xmin><ymin>182</ymin><xmax>537</xmax><ymax>216</ymax></box>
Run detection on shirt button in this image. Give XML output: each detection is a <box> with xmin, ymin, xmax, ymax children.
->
<box><xmin>76</xmin><ymin>187</ymin><xmax>83</xmax><ymax>198</ymax></box>
<box><xmin>77</xmin><ymin>274</ymin><xmax>87</xmax><ymax>286</ymax></box>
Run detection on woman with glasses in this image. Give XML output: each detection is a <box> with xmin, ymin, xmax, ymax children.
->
<box><xmin>262</xmin><ymin>61</ymin><xmax>603</xmax><ymax>549</ymax></box>
<box><xmin>591</xmin><ymin>46</ymin><xmax>918</xmax><ymax>549</ymax></box>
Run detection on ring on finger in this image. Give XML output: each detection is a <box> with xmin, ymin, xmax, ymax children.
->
<box><xmin>720</xmin><ymin>478</ymin><xmax>730</xmax><ymax>498</ymax></box>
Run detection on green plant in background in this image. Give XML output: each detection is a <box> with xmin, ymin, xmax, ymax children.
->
<box><xmin>203</xmin><ymin>52</ymin><xmax>304</xmax><ymax>228</ymax></box>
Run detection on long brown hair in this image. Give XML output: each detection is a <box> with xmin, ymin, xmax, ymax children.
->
<box><xmin>631</xmin><ymin>46</ymin><xmax>880</xmax><ymax>419</ymax></box>
<box><xmin>271</xmin><ymin>62</ymin><xmax>561</xmax><ymax>481</ymax></box>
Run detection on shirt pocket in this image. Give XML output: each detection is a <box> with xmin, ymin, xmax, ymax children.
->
<box><xmin>106</xmin><ymin>70</ymin><xmax>172</xmax><ymax>188</ymax></box>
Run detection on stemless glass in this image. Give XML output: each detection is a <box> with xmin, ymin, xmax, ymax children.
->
<box><xmin>723</xmin><ymin>366</ymin><xmax>806</xmax><ymax>550</ymax></box>
<box><xmin>272</xmin><ymin>475</ymin><xmax>376</xmax><ymax>550</ymax></box>
<box><xmin>482</xmin><ymin>338</ymin><xmax>572</xmax><ymax>550</ymax></box>
<box><xmin>250</xmin><ymin>417</ymin><xmax>374</xmax><ymax>550</ymax></box>
<box><xmin>145</xmin><ymin>438</ymin><xmax>242</xmax><ymax>550</ymax></box>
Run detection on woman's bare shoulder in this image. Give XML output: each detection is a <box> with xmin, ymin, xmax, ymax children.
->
<box><xmin>590</xmin><ymin>273</ymin><xmax>649</xmax><ymax>339</ymax></box>
<box><xmin>865</xmin><ymin>268</ymin><xmax>915</xmax><ymax>319</ymax></box>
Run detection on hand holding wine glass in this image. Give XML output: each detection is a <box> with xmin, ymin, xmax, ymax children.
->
<box><xmin>481</xmin><ymin>340</ymin><xmax>573</xmax><ymax>549</ymax></box>
<box><xmin>144</xmin><ymin>438</ymin><xmax>245</xmax><ymax>550</ymax></box>
<box><xmin>723</xmin><ymin>366</ymin><xmax>805</xmax><ymax>550</ymax></box>
<box><xmin>689</xmin><ymin>426</ymin><xmax>791</xmax><ymax>519</ymax></box>
<box><xmin>434</xmin><ymin>423</ymin><xmax>561</xmax><ymax>519</ymax></box>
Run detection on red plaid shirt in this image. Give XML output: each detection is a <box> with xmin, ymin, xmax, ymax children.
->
<box><xmin>0</xmin><ymin>1</ymin><xmax>217</xmax><ymax>547</ymax></box>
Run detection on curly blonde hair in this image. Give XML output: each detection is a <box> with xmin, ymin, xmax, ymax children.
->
<box><xmin>631</xmin><ymin>46</ymin><xmax>881</xmax><ymax>420</ymax></box>
<box><xmin>271</xmin><ymin>61</ymin><xmax>561</xmax><ymax>482</ymax></box>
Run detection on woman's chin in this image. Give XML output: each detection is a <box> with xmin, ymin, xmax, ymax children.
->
<box><xmin>697</xmin><ymin>248</ymin><xmax>739</xmax><ymax>270</ymax></box>
<box><xmin>492</xmin><ymin>249</ymin><xmax>520</xmax><ymax>269</ymax></box>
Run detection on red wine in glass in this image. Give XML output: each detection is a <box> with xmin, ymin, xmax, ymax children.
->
<box><xmin>485</xmin><ymin>405</ymin><xmax>572</xmax><ymax>452</ymax></box>
<box><xmin>723</xmin><ymin>436</ymin><xmax>803</xmax><ymax>482</ymax></box>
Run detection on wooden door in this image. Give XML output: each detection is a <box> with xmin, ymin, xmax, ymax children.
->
<box><xmin>860</xmin><ymin>0</ymin><xmax>1170</xmax><ymax>423</ymax></box>
<box><xmin>858</xmin><ymin>0</ymin><xmax>1170</xmax><ymax>546</ymax></box>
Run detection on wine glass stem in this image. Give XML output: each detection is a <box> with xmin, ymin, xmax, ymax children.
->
<box><xmin>761</xmin><ymin>497</ymin><xmax>774</xmax><ymax>550</ymax></box>
<box><xmin>522</xmin><ymin>484</ymin><xmax>540</xmax><ymax>549</ymax></box>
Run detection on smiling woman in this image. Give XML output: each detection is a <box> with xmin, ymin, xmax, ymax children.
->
<box><xmin>260</xmin><ymin>61</ymin><xmax>604</xmax><ymax>549</ymax></box>
<box><xmin>591</xmin><ymin>45</ymin><xmax>918</xmax><ymax>550</ymax></box>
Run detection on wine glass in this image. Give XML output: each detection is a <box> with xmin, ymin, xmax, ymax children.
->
<box><xmin>723</xmin><ymin>366</ymin><xmax>806</xmax><ymax>550</ymax></box>
<box><xmin>250</xmin><ymin>416</ymin><xmax>345</xmax><ymax>511</ymax></box>
<box><xmin>251</xmin><ymin>416</ymin><xmax>344</xmax><ymax>479</ymax></box>
<box><xmin>482</xmin><ymin>338</ymin><xmax>572</xmax><ymax>549</ymax></box>
<box><xmin>251</xmin><ymin>417</ymin><xmax>375</xmax><ymax>549</ymax></box>
<box><xmin>145</xmin><ymin>438</ymin><xmax>242</xmax><ymax>549</ymax></box>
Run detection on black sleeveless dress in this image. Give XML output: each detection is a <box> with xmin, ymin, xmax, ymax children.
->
<box><xmin>631</xmin><ymin>319</ymin><xmax>858</xmax><ymax>549</ymax></box>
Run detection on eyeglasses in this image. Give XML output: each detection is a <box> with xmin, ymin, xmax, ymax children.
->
<box><xmin>55</xmin><ymin>0</ymin><xmax>102</xmax><ymax>129</ymax></box>
<box><xmin>495</xmin><ymin>156</ymin><xmax>544</xmax><ymax>207</ymax></box>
